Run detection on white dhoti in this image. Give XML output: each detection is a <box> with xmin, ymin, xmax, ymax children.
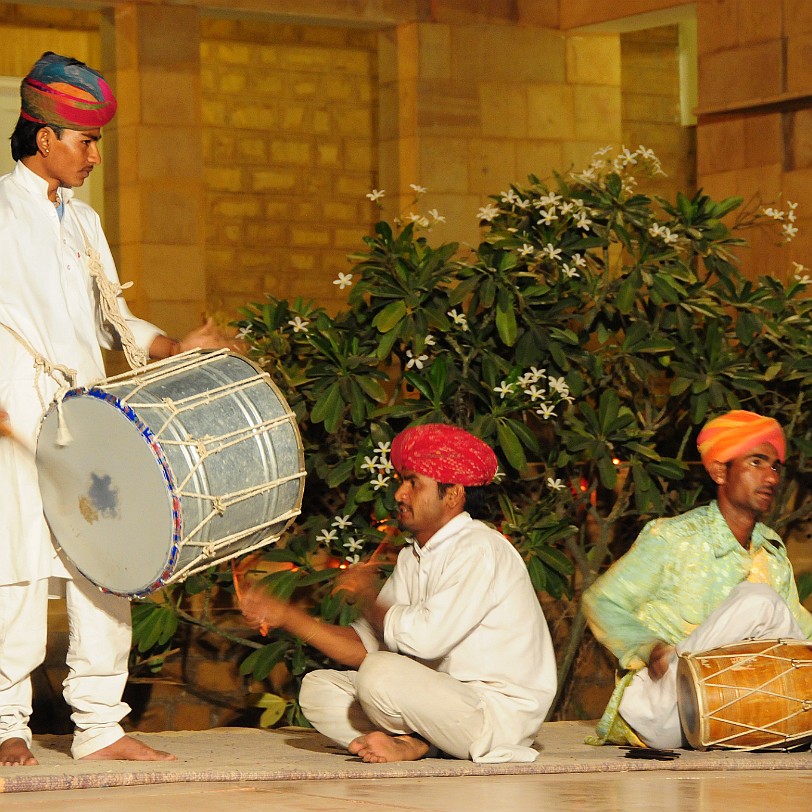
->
<box><xmin>618</xmin><ymin>582</ymin><xmax>806</xmax><ymax>749</ymax></box>
<box><xmin>300</xmin><ymin>651</ymin><xmax>489</xmax><ymax>760</ymax></box>
<box><xmin>0</xmin><ymin>565</ymin><xmax>133</xmax><ymax>759</ymax></box>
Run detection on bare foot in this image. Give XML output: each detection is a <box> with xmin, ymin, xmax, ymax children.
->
<box><xmin>0</xmin><ymin>737</ymin><xmax>39</xmax><ymax>766</ymax></box>
<box><xmin>80</xmin><ymin>734</ymin><xmax>176</xmax><ymax>761</ymax></box>
<box><xmin>348</xmin><ymin>731</ymin><xmax>430</xmax><ymax>763</ymax></box>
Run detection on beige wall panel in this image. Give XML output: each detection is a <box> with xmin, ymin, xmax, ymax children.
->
<box><xmin>566</xmin><ymin>35</ymin><xmax>621</xmax><ymax>85</ymax></box>
<box><xmin>698</xmin><ymin>41</ymin><xmax>784</xmax><ymax>110</ymax></box>
<box><xmin>467</xmin><ymin>138</ymin><xmax>517</xmax><ymax>196</ymax></box>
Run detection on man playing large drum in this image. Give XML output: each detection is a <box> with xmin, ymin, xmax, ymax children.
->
<box><xmin>239</xmin><ymin>423</ymin><xmax>557</xmax><ymax>763</ymax></box>
<box><xmin>0</xmin><ymin>52</ymin><xmax>237</xmax><ymax>766</ymax></box>
<box><xmin>583</xmin><ymin>410</ymin><xmax>812</xmax><ymax>749</ymax></box>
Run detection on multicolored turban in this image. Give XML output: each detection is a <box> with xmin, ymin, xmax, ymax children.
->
<box><xmin>697</xmin><ymin>410</ymin><xmax>786</xmax><ymax>472</ymax></box>
<box><xmin>390</xmin><ymin>424</ymin><xmax>498</xmax><ymax>486</ymax></box>
<box><xmin>20</xmin><ymin>51</ymin><xmax>117</xmax><ymax>129</ymax></box>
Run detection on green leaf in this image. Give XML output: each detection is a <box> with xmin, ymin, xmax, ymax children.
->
<box><xmin>311</xmin><ymin>382</ymin><xmax>343</xmax><ymax>426</ymax></box>
<box><xmin>496</xmin><ymin>420</ymin><xmax>527</xmax><ymax>471</ymax></box>
<box><xmin>255</xmin><ymin>693</ymin><xmax>288</xmax><ymax>728</ymax></box>
<box><xmin>373</xmin><ymin>300</ymin><xmax>407</xmax><ymax>333</ymax></box>
<box><xmin>240</xmin><ymin>640</ymin><xmax>289</xmax><ymax>680</ymax></box>
<box><xmin>495</xmin><ymin>299</ymin><xmax>518</xmax><ymax>346</ymax></box>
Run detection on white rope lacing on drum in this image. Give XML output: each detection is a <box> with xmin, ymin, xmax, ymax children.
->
<box><xmin>74</xmin><ymin>218</ymin><xmax>148</xmax><ymax>370</ymax></box>
<box><xmin>0</xmin><ymin>321</ymin><xmax>77</xmax><ymax>446</ymax></box>
<box><xmin>692</xmin><ymin>640</ymin><xmax>812</xmax><ymax>750</ymax></box>
<box><xmin>90</xmin><ymin>348</ymin><xmax>306</xmax><ymax>590</ymax></box>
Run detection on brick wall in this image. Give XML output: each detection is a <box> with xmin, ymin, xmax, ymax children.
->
<box><xmin>200</xmin><ymin>19</ymin><xmax>378</xmax><ymax>316</ymax></box>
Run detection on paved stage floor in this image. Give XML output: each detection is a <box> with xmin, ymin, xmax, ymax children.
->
<box><xmin>2</xmin><ymin>722</ymin><xmax>811</xmax><ymax>811</ymax></box>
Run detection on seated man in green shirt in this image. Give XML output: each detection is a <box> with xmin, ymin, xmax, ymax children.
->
<box><xmin>583</xmin><ymin>409</ymin><xmax>812</xmax><ymax>748</ymax></box>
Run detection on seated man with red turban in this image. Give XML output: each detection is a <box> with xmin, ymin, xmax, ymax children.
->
<box><xmin>239</xmin><ymin>423</ymin><xmax>557</xmax><ymax>763</ymax></box>
<box><xmin>583</xmin><ymin>410</ymin><xmax>812</xmax><ymax>749</ymax></box>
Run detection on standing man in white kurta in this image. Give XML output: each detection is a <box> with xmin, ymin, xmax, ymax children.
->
<box><xmin>240</xmin><ymin>423</ymin><xmax>557</xmax><ymax>763</ymax></box>
<box><xmin>0</xmin><ymin>52</ymin><xmax>233</xmax><ymax>767</ymax></box>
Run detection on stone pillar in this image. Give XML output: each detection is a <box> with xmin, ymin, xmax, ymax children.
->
<box><xmin>100</xmin><ymin>2</ymin><xmax>206</xmax><ymax>340</ymax></box>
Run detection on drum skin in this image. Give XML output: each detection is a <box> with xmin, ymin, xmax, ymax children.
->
<box><xmin>36</xmin><ymin>350</ymin><xmax>305</xmax><ymax>597</ymax></box>
<box><xmin>677</xmin><ymin>638</ymin><xmax>812</xmax><ymax>750</ymax></box>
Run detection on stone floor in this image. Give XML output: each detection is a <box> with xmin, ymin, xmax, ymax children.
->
<box><xmin>4</xmin><ymin>770</ymin><xmax>812</xmax><ymax>811</ymax></box>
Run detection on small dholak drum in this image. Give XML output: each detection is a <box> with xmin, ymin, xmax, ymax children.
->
<box><xmin>677</xmin><ymin>638</ymin><xmax>812</xmax><ymax>750</ymax></box>
<box><xmin>36</xmin><ymin>349</ymin><xmax>305</xmax><ymax>597</ymax></box>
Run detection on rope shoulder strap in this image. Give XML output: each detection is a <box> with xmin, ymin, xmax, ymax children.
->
<box><xmin>73</xmin><ymin>214</ymin><xmax>149</xmax><ymax>369</ymax></box>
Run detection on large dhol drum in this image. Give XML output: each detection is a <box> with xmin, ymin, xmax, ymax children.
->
<box><xmin>36</xmin><ymin>350</ymin><xmax>305</xmax><ymax>597</ymax></box>
<box><xmin>677</xmin><ymin>638</ymin><xmax>812</xmax><ymax>750</ymax></box>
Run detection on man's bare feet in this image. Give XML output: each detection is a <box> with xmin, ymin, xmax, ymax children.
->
<box><xmin>348</xmin><ymin>731</ymin><xmax>430</xmax><ymax>763</ymax></box>
<box><xmin>80</xmin><ymin>734</ymin><xmax>176</xmax><ymax>761</ymax></box>
<box><xmin>0</xmin><ymin>737</ymin><xmax>38</xmax><ymax>766</ymax></box>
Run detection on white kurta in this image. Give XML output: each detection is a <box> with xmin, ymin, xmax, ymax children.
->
<box><xmin>0</xmin><ymin>160</ymin><xmax>160</xmax><ymax>585</ymax></box>
<box><xmin>347</xmin><ymin>511</ymin><xmax>557</xmax><ymax>761</ymax></box>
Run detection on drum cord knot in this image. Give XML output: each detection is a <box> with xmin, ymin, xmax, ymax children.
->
<box><xmin>1</xmin><ymin>321</ymin><xmax>77</xmax><ymax>446</ymax></box>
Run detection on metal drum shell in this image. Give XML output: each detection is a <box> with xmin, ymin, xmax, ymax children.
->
<box><xmin>36</xmin><ymin>350</ymin><xmax>304</xmax><ymax>597</ymax></box>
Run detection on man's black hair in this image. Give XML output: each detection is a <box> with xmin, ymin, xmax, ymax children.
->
<box><xmin>437</xmin><ymin>482</ymin><xmax>488</xmax><ymax>520</ymax></box>
<box><xmin>10</xmin><ymin>116</ymin><xmax>62</xmax><ymax>162</ymax></box>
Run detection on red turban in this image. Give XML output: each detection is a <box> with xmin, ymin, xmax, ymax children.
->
<box><xmin>20</xmin><ymin>52</ymin><xmax>117</xmax><ymax>129</ymax></box>
<box><xmin>697</xmin><ymin>410</ymin><xmax>786</xmax><ymax>472</ymax></box>
<box><xmin>391</xmin><ymin>424</ymin><xmax>498</xmax><ymax>486</ymax></box>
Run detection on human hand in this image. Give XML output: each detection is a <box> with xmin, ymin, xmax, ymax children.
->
<box><xmin>0</xmin><ymin>408</ymin><xmax>11</xmax><ymax>438</ymax></box>
<box><xmin>238</xmin><ymin>584</ymin><xmax>290</xmax><ymax>633</ymax></box>
<box><xmin>648</xmin><ymin>642</ymin><xmax>676</xmax><ymax>680</ymax></box>
<box><xmin>333</xmin><ymin>562</ymin><xmax>380</xmax><ymax>604</ymax></box>
<box><xmin>179</xmin><ymin>318</ymin><xmax>249</xmax><ymax>354</ymax></box>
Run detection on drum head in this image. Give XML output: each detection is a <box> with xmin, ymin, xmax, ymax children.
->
<box><xmin>37</xmin><ymin>391</ymin><xmax>178</xmax><ymax>596</ymax></box>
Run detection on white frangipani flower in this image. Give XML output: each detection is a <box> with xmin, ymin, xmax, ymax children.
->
<box><xmin>410</xmin><ymin>183</ymin><xmax>428</xmax><ymax>195</ymax></box>
<box><xmin>428</xmin><ymin>208</ymin><xmax>446</xmax><ymax>223</ymax></box>
<box><xmin>345</xmin><ymin>537</ymin><xmax>364</xmax><ymax>552</ymax></box>
<box><xmin>316</xmin><ymin>528</ymin><xmax>338</xmax><ymax>544</ymax></box>
<box><xmin>375</xmin><ymin>441</ymin><xmax>392</xmax><ymax>455</ymax></box>
<box><xmin>536</xmin><ymin>403</ymin><xmax>556</xmax><ymax>420</ymax></box>
<box><xmin>448</xmin><ymin>309</ymin><xmax>469</xmax><ymax>330</ymax></box>
<box><xmin>546</xmin><ymin>477</ymin><xmax>566</xmax><ymax>491</ymax></box>
<box><xmin>361</xmin><ymin>455</ymin><xmax>380</xmax><ymax>473</ymax></box>
<box><xmin>345</xmin><ymin>553</ymin><xmax>361</xmax><ymax>565</ymax></box>
<box><xmin>288</xmin><ymin>316</ymin><xmax>309</xmax><ymax>333</ymax></box>
<box><xmin>371</xmin><ymin>473</ymin><xmax>391</xmax><ymax>491</ymax></box>
<box><xmin>477</xmin><ymin>203</ymin><xmax>501</xmax><ymax>222</ymax></box>
<box><xmin>405</xmin><ymin>349</ymin><xmax>429</xmax><ymax>370</ymax></box>
<box><xmin>332</xmin><ymin>515</ymin><xmax>352</xmax><ymax>529</ymax></box>
<box><xmin>333</xmin><ymin>272</ymin><xmax>353</xmax><ymax>289</ymax></box>
<box><xmin>519</xmin><ymin>244</ymin><xmax>535</xmax><ymax>257</ymax></box>
<box><xmin>524</xmin><ymin>384</ymin><xmax>546</xmax><ymax>401</ymax></box>
<box><xmin>493</xmin><ymin>381</ymin><xmax>514</xmax><ymax>399</ymax></box>
<box><xmin>366</xmin><ymin>188</ymin><xmax>385</xmax><ymax>202</ymax></box>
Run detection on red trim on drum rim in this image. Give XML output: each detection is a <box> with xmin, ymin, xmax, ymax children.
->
<box><xmin>71</xmin><ymin>387</ymin><xmax>183</xmax><ymax>597</ymax></box>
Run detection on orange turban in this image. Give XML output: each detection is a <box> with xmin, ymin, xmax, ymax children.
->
<box><xmin>697</xmin><ymin>410</ymin><xmax>786</xmax><ymax>472</ymax></box>
<box><xmin>391</xmin><ymin>424</ymin><xmax>498</xmax><ymax>486</ymax></box>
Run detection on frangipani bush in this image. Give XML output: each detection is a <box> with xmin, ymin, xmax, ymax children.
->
<box><xmin>131</xmin><ymin>147</ymin><xmax>812</xmax><ymax>722</ymax></box>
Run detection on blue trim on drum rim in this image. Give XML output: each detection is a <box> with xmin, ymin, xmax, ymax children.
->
<box><xmin>65</xmin><ymin>386</ymin><xmax>183</xmax><ymax>598</ymax></box>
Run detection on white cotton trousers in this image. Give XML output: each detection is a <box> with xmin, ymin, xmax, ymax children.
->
<box><xmin>0</xmin><ymin>572</ymin><xmax>133</xmax><ymax>759</ymax></box>
<box><xmin>299</xmin><ymin>651</ymin><xmax>489</xmax><ymax>760</ymax></box>
<box><xmin>619</xmin><ymin>582</ymin><xmax>806</xmax><ymax>749</ymax></box>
